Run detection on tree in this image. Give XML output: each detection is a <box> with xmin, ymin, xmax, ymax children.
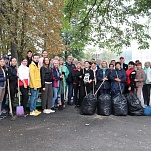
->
<box><xmin>64</xmin><ymin>0</ymin><xmax>151</xmax><ymax>53</ymax></box>
<box><xmin>0</xmin><ymin>0</ymin><xmax>65</xmax><ymax>62</ymax></box>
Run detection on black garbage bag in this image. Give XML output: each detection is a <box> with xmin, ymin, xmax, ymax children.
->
<box><xmin>97</xmin><ymin>94</ymin><xmax>112</xmax><ymax>116</ymax></box>
<box><xmin>81</xmin><ymin>93</ymin><xmax>97</xmax><ymax>115</ymax></box>
<box><xmin>112</xmin><ymin>94</ymin><xmax>128</xmax><ymax>116</ymax></box>
<box><xmin>126</xmin><ymin>93</ymin><xmax>144</xmax><ymax>116</ymax></box>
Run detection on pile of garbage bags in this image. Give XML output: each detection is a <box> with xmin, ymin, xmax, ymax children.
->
<box><xmin>81</xmin><ymin>92</ymin><xmax>146</xmax><ymax>116</ymax></box>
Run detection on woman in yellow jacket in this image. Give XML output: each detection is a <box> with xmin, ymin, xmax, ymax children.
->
<box><xmin>29</xmin><ymin>54</ymin><xmax>41</xmax><ymax>116</ymax></box>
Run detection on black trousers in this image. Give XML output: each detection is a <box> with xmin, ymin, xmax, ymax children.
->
<box><xmin>9</xmin><ymin>82</ymin><xmax>17</xmax><ymax>112</ymax></box>
<box><xmin>73</xmin><ymin>84</ymin><xmax>80</xmax><ymax>106</ymax></box>
<box><xmin>79</xmin><ymin>83</ymin><xmax>93</xmax><ymax>106</ymax></box>
<box><xmin>20</xmin><ymin>86</ymin><xmax>29</xmax><ymax>112</ymax></box>
<box><xmin>142</xmin><ymin>84</ymin><xmax>151</xmax><ymax>106</ymax></box>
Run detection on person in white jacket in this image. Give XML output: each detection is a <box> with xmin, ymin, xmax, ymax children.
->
<box><xmin>142</xmin><ymin>61</ymin><xmax>151</xmax><ymax>106</ymax></box>
<box><xmin>18</xmin><ymin>58</ymin><xmax>30</xmax><ymax>114</ymax></box>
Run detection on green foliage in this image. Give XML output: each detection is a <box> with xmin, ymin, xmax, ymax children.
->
<box><xmin>63</xmin><ymin>0</ymin><xmax>151</xmax><ymax>53</ymax></box>
<box><xmin>0</xmin><ymin>0</ymin><xmax>65</xmax><ymax>62</ymax></box>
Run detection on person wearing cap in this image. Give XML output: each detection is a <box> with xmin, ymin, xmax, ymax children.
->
<box><xmin>125</xmin><ymin>61</ymin><xmax>136</xmax><ymax>93</ymax></box>
<box><xmin>3</xmin><ymin>55</ymin><xmax>10</xmax><ymax>68</ymax></box>
<box><xmin>110</xmin><ymin>62</ymin><xmax>126</xmax><ymax>96</ymax></box>
<box><xmin>142</xmin><ymin>61</ymin><xmax>151</xmax><ymax>106</ymax></box>
<box><xmin>120</xmin><ymin>56</ymin><xmax>128</xmax><ymax>71</ymax></box>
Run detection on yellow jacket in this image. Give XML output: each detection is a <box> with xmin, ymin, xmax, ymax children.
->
<box><xmin>29</xmin><ymin>62</ymin><xmax>41</xmax><ymax>88</ymax></box>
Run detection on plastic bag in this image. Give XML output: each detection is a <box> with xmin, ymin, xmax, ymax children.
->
<box><xmin>97</xmin><ymin>94</ymin><xmax>112</xmax><ymax>116</ymax></box>
<box><xmin>81</xmin><ymin>93</ymin><xmax>97</xmax><ymax>115</ymax></box>
<box><xmin>144</xmin><ymin>106</ymin><xmax>151</xmax><ymax>116</ymax></box>
<box><xmin>112</xmin><ymin>94</ymin><xmax>128</xmax><ymax>116</ymax></box>
<box><xmin>126</xmin><ymin>93</ymin><xmax>144</xmax><ymax>116</ymax></box>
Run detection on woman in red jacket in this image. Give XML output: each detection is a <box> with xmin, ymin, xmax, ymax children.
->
<box><xmin>125</xmin><ymin>61</ymin><xmax>136</xmax><ymax>94</ymax></box>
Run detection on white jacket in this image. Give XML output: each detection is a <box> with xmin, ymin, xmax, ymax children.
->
<box><xmin>145</xmin><ymin>67</ymin><xmax>151</xmax><ymax>84</ymax></box>
<box><xmin>18</xmin><ymin>64</ymin><xmax>30</xmax><ymax>85</ymax></box>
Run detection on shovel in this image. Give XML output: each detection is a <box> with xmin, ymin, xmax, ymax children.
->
<box><xmin>16</xmin><ymin>79</ymin><xmax>24</xmax><ymax>116</ymax></box>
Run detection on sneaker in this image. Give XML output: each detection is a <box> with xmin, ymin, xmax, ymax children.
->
<box><xmin>30</xmin><ymin>111</ymin><xmax>39</xmax><ymax>116</ymax></box>
<box><xmin>0</xmin><ymin>114</ymin><xmax>5</xmax><ymax>120</ymax></box>
<box><xmin>47</xmin><ymin>109</ymin><xmax>55</xmax><ymax>113</ymax></box>
<box><xmin>51</xmin><ymin>107</ymin><xmax>56</xmax><ymax>111</ymax></box>
<box><xmin>34</xmin><ymin>109</ymin><xmax>41</xmax><ymax>115</ymax></box>
<box><xmin>43</xmin><ymin>109</ymin><xmax>51</xmax><ymax>114</ymax></box>
<box><xmin>63</xmin><ymin>105</ymin><xmax>65</xmax><ymax>108</ymax></box>
<box><xmin>2</xmin><ymin>109</ymin><xmax>7</xmax><ymax>114</ymax></box>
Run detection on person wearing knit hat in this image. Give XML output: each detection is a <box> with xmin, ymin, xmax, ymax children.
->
<box><xmin>119</xmin><ymin>56</ymin><xmax>128</xmax><ymax>71</ymax></box>
<box><xmin>125</xmin><ymin>61</ymin><xmax>136</xmax><ymax>93</ymax></box>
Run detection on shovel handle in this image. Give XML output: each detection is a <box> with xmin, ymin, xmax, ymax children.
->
<box><xmin>7</xmin><ymin>78</ymin><xmax>13</xmax><ymax>116</ymax></box>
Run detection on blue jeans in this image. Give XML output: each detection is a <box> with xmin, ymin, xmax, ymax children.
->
<box><xmin>67</xmin><ymin>82</ymin><xmax>73</xmax><ymax>102</ymax></box>
<box><xmin>30</xmin><ymin>88</ymin><xmax>39</xmax><ymax>112</ymax></box>
<box><xmin>52</xmin><ymin>87</ymin><xmax>59</xmax><ymax>107</ymax></box>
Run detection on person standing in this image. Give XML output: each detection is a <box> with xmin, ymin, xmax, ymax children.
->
<box><xmin>109</xmin><ymin>63</ymin><xmax>114</xmax><ymax>73</ymax></box>
<box><xmin>91</xmin><ymin>61</ymin><xmax>98</xmax><ymax>87</ymax></box>
<box><xmin>142</xmin><ymin>61</ymin><xmax>151</xmax><ymax>106</ymax></box>
<box><xmin>110</xmin><ymin>62</ymin><xmax>126</xmax><ymax>96</ymax></box>
<box><xmin>1</xmin><ymin>58</ymin><xmax>8</xmax><ymax>114</ymax></box>
<box><xmin>65</xmin><ymin>55</ymin><xmax>76</xmax><ymax>105</ymax></box>
<box><xmin>29</xmin><ymin>54</ymin><xmax>41</xmax><ymax>116</ymax></box>
<box><xmin>97</xmin><ymin>58</ymin><xmax>102</xmax><ymax>69</ymax></box>
<box><xmin>72</xmin><ymin>62</ymin><xmax>82</xmax><ymax>107</ymax></box>
<box><xmin>119</xmin><ymin>56</ymin><xmax>128</xmax><ymax>71</ymax></box>
<box><xmin>3</xmin><ymin>55</ymin><xmax>10</xmax><ymax>68</ymax></box>
<box><xmin>125</xmin><ymin>61</ymin><xmax>136</xmax><ymax>94</ymax></box>
<box><xmin>7</xmin><ymin>58</ymin><xmax>18</xmax><ymax>113</ymax></box>
<box><xmin>96</xmin><ymin>61</ymin><xmax>111</xmax><ymax>95</ymax></box>
<box><xmin>39</xmin><ymin>50</ymin><xmax>48</xmax><ymax>67</ymax></box>
<box><xmin>110</xmin><ymin>60</ymin><xmax>116</xmax><ymax>68</ymax></box>
<box><xmin>0</xmin><ymin>59</ymin><xmax>6</xmax><ymax>120</ymax></box>
<box><xmin>134</xmin><ymin>62</ymin><xmax>145</xmax><ymax>101</ymax></box>
<box><xmin>51</xmin><ymin>60</ymin><xmax>60</xmax><ymax>110</ymax></box>
<box><xmin>40</xmin><ymin>57</ymin><xmax>55</xmax><ymax>114</ymax></box>
<box><xmin>59</xmin><ymin>58</ymin><xmax>69</xmax><ymax>107</ymax></box>
<box><xmin>79</xmin><ymin>61</ymin><xmax>94</xmax><ymax>106</ymax></box>
<box><xmin>18</xmin><ymin>58</ymin><xmax>30</xmax><ymax>115</ymax></box>
<box><xmin>26</xmin><ymin>50</ymin><xmax>33</xmax><ymax>67</ymax></box>
<box><xmin>73</xmin><ymin>58</ymin><xmax>78</xmax><ymax>66</ymax></box>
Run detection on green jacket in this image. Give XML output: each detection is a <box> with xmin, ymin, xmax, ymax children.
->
<box><xmin>59</xmin><ymin>65</ymin><xmax>69</xmax><ymax>94</ymax></box>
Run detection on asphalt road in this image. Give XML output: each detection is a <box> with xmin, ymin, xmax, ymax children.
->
<box><xmin>0</xmin><ymin>106</ymin><xmax>151</xmax><ymax>151</ymax></box>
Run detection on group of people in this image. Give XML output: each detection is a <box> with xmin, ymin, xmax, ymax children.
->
<box><xmin>0</xmin><ymin>50</ymin><xmax>151</xmax><ymax>119</ymax></box>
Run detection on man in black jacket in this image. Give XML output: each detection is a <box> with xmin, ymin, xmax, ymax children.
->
<box><xmin>65</xmin><ymin>55</ymin><xmax>76</xmax><ymax>105</ymax></box>
<box><xmin>120</xmin><ymin>56</ymin><xmax>128</xmax><ymax>71</ymax></box>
